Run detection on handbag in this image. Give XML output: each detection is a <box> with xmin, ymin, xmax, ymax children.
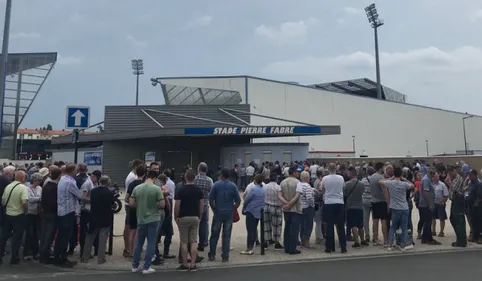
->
<box><xmin>0</xmin><ymin>183</ymin><xmax>21</xmax><ymax>226</ymax></box>
<box><xmin>233</xmin><ymin>208</ymin><xmax>240</xmax><ymax>223</ymax></box>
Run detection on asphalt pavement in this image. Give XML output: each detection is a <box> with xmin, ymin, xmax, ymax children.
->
<box><xmin>3</xmin><ymin>250</ymin><xmax>482</xmax><ymax>281</ymax></box>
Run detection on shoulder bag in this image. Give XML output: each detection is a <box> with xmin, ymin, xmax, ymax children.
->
<box><xmin>0</xmin><ymin>183</ymin><xmax>21</xmax><ymax>226</ymax></box>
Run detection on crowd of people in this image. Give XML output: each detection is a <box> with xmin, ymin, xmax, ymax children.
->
<box><xmin>1</xmin><ymin>158</ymin><xmax>482</xmax><ymax>274</ymax></box>
<box><xmin>0</xmin><ymin>161</ymin><xmax>111</xmax><ymax>268</ymax></box>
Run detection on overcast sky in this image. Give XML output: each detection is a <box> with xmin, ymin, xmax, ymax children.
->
<box><xmin>4</xmin><ymin>0</ymin><xmax>482</xmax><ymax>129</ymax></box>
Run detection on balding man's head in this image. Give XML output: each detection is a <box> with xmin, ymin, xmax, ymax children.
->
<box><xmin>14</xmin><ymin>170</ymin><xmax>26</xmax><ymax>183</ymax></box>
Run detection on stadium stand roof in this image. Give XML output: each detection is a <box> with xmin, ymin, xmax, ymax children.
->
<box><xmin>308</xmin><ymin>78</ymin><xmax>407</xmax><ymax>103</ymax></box>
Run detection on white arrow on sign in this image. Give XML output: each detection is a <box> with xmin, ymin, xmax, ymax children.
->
<box><xmin>71</xmin><ymin>110</ymin><xmax>85</xmax><ymax>126</ymax></box>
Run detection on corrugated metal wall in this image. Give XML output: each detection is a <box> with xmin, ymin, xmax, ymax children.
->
<box><xmin>104</xmin><ymin>104</ymin><xmax>250</xmax><ymax>132</ymax></box>
<box><xmin>103</xmin><ymin>136</ymin><xmax>249</xmax><ymax>186</ymax></box>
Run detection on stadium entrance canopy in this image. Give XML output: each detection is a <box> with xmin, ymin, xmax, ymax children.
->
<box><xmin>1</xmin><ymin>52</ymin><xmax>58</xmax><ymax>158</ymax></box>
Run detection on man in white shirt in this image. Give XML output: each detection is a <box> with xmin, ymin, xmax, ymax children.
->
<box><xmin>245</xmin><ymin>164</ymin><xmax>255</xmax><ymax>190</ymax></box>
<box><xmin>310</xmin><ymin>162</ymin><xmax>320</xmax><ymax>186</ymax></box>
<box><xmin>123</xmin><ymin>159</ymin><xmax>144</xmax><ymax>258</ymax></box>
<box><xmin>79</xmin><ymin>170</ymin><xmax>101</xmax><ymax>257</ymax></box>
<box><xmin>321</xmin><ymin>163</ymin><xmax>347</xmax><ymax>254</ymax></box>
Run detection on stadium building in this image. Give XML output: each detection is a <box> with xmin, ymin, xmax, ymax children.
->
<box><xmin>154</xmin><ymin>75</ymin><xmax>482</xmax><ymax>158</ymax></box>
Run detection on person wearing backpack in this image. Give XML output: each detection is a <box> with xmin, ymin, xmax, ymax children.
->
<box><xmin>0</xmin><ymin>170</ymin><xmax>29</xmax><ymax>266</ymax></box>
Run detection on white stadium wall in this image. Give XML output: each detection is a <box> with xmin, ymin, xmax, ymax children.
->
<box><xmin>157</xmin><ymin>76</ymin><xmax>482</xmax><ymax>157</ymax></box>
<box><xmin>246</xmin><ymin>77</ymin><xmax>482</xmax><ymax>157</ymax></box>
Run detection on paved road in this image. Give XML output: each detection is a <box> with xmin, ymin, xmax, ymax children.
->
<box><xmin>3</xmin><ymin>250</ymin><xmax>482</xmax><ymax>280</ymax></box>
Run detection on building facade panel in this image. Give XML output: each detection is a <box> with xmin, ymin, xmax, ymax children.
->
<box><xmin>220</xmin><ymin>143</ymin><xmax>309</xmax><ymax>168</ymax></box>
<box><xmin>103</xmin><ymin>104</ymin><xmax>250</xmax><ymax>133</ymax></box>
<box><xmin>245</xmin><ymin>77</ymin><xmax>482</xmax><ymax>157</ymax></box>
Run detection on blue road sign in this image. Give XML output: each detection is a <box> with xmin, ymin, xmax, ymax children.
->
<box><xmin>66</xmin><ymin>106</ymin><xmax>90</xmax><ymax>129</ymax></box>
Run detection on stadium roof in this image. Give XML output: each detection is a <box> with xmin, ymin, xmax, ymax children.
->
<box><xmin>308</xmin><ymin>78</ymin><xmax>407</xmax><ymax>103</ymax></box>
<box><xmin>2</xmin><ymin>52</ymin><xmax>57</xmax><ymax>137</ymax></box>
<box><xmin>161</xmin><ymin>83</ymin><xmax>243</xmax><ymax>105</ymax></box>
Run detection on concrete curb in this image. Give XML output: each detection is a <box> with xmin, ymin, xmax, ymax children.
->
<box><xmin>70</xmin><ymin>245</ymin><xmax>482</xmax><ymax>273</ymax></box>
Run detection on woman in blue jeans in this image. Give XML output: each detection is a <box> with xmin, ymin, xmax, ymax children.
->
<box><xmin>241</xmin><ymin>174</ymin><xmax>265</xmax><ymax>255</ymax></box>
<box><xmin>380</xmin><ymin>167</ymin><xmax>415</xmax><ymax>251</ymax></box>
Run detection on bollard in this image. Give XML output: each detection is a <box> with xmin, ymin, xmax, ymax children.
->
<box><xmin>108</xmin><ymin>214</ymin><xmax>114</xmax><ymax>255</ymax></box>
<box><xmin>260</xmin><ymin>207</ymin><xmax>265</xmax><ymax>255</ymax></box>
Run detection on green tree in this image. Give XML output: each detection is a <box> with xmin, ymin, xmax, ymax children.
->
<box><xmin>46</xmin><ymin>124</ymin><xmax>53</xmax><ymax>130</ymax></box>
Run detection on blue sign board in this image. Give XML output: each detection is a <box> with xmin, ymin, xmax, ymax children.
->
<box><xmin>184</xmin><ymin>126</ymin><xmax>322</xmax><ymax>135</ymax></box>
<box><xmin>84</xmin><ymin>152</ymin><xmax>102</xmax><ymax>166</ymax></box>
<box><xmin>66</xmin><ymin>106</ymin><xmax>90</xmax><ymax>129</ymax></box>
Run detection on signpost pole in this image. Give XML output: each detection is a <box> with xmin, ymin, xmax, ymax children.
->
<box><xmin>73</xmin><ymin>129</ymin><xmax>79</xmax><ymax>163</ymax></box>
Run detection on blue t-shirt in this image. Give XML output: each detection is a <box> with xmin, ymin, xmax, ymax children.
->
<box><xmin>209</xmin><ymin>180</ymin><xmax>241</xmax><ymax>219</ymax></box>
<box><xmin>418</xmin><ymin>175</ymin><xmax>434</xmax><ymax>208</ymax></box>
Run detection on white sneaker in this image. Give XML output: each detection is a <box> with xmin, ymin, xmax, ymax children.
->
<box><xmin>387</xmin><ymin>247</ymin><xmax>393</xmax><ymax>251</ymax></box>
<box><xmin>142</xmin><ymin>268</ymin><xmax>156</xmax><ymax>275</ymax></box>
<box><xmin>404</xmin><ymin>244</ymin><xmax>414</xmax><ymax>250</ymax></box>
<box><xmin>131</xmin><ymin>267</ymin><xmax>140</xmax><ymax>273</ymax></box>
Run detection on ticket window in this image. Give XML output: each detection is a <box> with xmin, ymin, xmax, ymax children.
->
<box><xmin>244</xmin><ymin>151</ymin><xmax>252</xmax><ymax>165</ymax></box>
<box><xmin>262</xmin><ymin>151</ymin><xmax>272</xmax><ymax>163</ymax></box>
<box><xmin>282</xmin><ymin>151</ymin><xmax>292</xmax><ymax>163</ymax></box>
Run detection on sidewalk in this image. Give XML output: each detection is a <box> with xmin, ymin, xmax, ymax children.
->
<box><xmin>72</xmin><ymin>200</ymin><xmax>482</xmax><ymax>271</ymax></box>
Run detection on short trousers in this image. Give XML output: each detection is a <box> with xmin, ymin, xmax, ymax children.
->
<box><xmin>125</xmin><ymin>206</ymin><xmax>130</xmax><ymax>226</ymax></box>
<box><xmin>433</xmin><ymin>204</ymin><xmax>447</xmax><ymax>220</ymax></box>
<box><xmin>346</xmin><ymin>208</ymin><xmax>364</xmax><ymax>229</ymax></box>
<box><xmin>177</xmin><ymin>216</ymin><xmax>200</xmax><ymax>244</ymax></box>
<box><xmin>372</xmin><ymin>202</ymin><xmax>389</xmax><ymax>220</ymax></box>
<box><xmin>129</xmin><ymin>208</ymin><xmax>138</xmax><ymax>229</ymax></box>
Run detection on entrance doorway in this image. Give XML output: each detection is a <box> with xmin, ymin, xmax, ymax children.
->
<box><xmin>162</xmin><ymin>151</ymin><xmax>192</xmax><ymax>182</ymax></box>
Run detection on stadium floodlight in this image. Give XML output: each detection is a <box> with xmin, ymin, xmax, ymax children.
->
<box><xmin>131</xmin><ymin>59</ymin><xmax>144</xmax><ymax>106</ymax></box>
<box><xmin>365</xmin><ymin>3</ymin><xmax>384</xmax><ymax>100</ymax></box>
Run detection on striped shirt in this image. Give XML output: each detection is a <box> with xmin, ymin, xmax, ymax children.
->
<box><xmin>57</xmin><ymin>175</ymin><xmax>82</xmax><ymax>216</ymax></box>
<box><xmin>298</xmin><ymin>182</ymin><xmax>315</xmax><ymax>209</ymax></box>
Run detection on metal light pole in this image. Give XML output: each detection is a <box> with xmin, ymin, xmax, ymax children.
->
<box><xmin>365</xmin><ymin>3</ymin><xmax>384</xmax><ymax>100</ymax></box>
<box><xmin>131</xmin><ymin>59</ymin><xmax>144</xmax><ymax>106</ymax></box>
<box><xmin>0</xmin><ymin>0</ymin><xmax>13</xmax><ymax>141</ymax></box>
<box><xmin>463</xmin><ymin>115</ymin><xmax>474</xmax><ymax>155</ymax></box>
<box><xmin>352</xmin><ymin>135</ymin><xmax>356</xmax><ymax>154</ymax></box>
<box><xmin>425</xmin><ymin>140</ymin><xmax>429</xmax><ymax>156</ymax></box>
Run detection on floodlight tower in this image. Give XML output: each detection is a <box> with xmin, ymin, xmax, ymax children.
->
<box><xmin>365</xmin><ymin>3</ymin><xmax>384</xmax><ymax>100</ymax></box>
<box><xmin>131</xmin><ymin>59</ymin><xmax>144</xmax><ymax>106</ymax></box>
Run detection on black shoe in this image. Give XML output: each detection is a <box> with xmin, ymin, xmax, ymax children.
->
<box><xmin>197</xmin><ymin>245</ymin><xmax>204</xmax><ymax>252</ymax></box>
<box><xmin>324</xmin><ymin>249</ymin><xmax>332</xmax><ymax>253</ymax></box>
<box><xmin>269</xmin><ymin>240</ymin><xmax>275</xmax><ymax>245</ymax></box>
<box><xmin>352</xmin><ymin>243</ymin><xmax>361</xmax><ymax>248</ymax></box>
<box><xmin>55</xmin><ymin>259</ymin><xmax>76</xmax><ymax>268</ymax></box>
<box><xmin>451</xmin><ymin>242</ymin><xmax>467</xmax><ymax>248</ymax></box>
<box><xmin>255</xmin><ymin>240</ymin><xmax>260</xmax><ymax>246</ymax></box>
<box><xmin>163</xmin><ymin>254</ymin><xmax>176</xmax><ymax>259</ymax></box>
<box><xmin>221</xmin><ymin>257</ymin><xmax>229</xmax><ymax>262</ymax></box>
<box><xmin>208</xmin><ymin>255</ymin><xmax>215</xmax><ymax>262</ymax></box>
<box><xmin>274</xmin><ymin>243</ymin><xmax>284</xmax><ymax>250</ymax></box>
<box><xmin>289</xmin><ymin>250</ymin><xmax>301</xmax><ymax>255</ymax></box>
<box><xmin>361</xmin><ymin>241</ymin><xmax>369</xmax><ymax>246</ymax></box>
<box><xmin>427</xmin><ymin>240</ymin><xmax>441</xmax><ymax>245</ymax></box>
<box><xmin>341</xmin><ymin>248</ymin><xmax>347</xmax><ymax>253</ymax></box>
<box><xmin>176</xmin><ymin>264</ymin><xmax>190</xmax><ymax>272</ymax></box>
<box><xmin>152</xmin><ymin>257</ymin><xmax>165</xmax><ymax>265</ymax></box>
<box><xmin>67</xmin><ymin>249</ymin><xmax>74</xmax><ymax>256</ymax></box>
<box><xmin>195</xmin><ymin>256</ymin><xmax>204</xmax><ymax>263</ymax></box>
<box><xmin>190</xmin><ymin>265</ymin><xmax>198</xmax><ymax>272</ymax></box>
